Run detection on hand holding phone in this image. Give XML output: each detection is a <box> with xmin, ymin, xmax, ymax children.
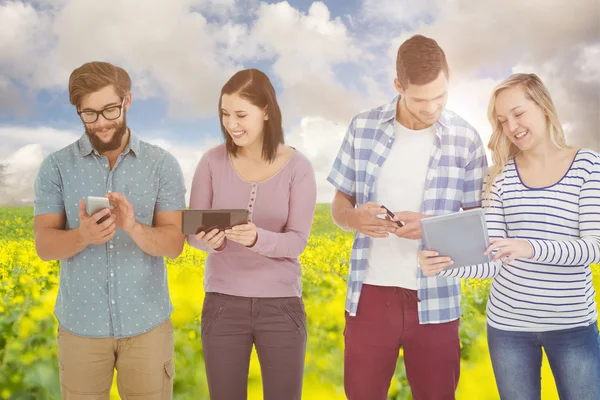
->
<box><xmin>78</xmin><ymin>198</ymin><xmax>116</xmax><ymax>246</ymax></box>
<box><xmin>88</xmin><ymin>196</ymin><xmax>111</xmax><ymax>224</ymax></box>
<box><xmin>381</xmin><ymin>205</ymin><xmax>404</xmax><ymax>227</ymax></box>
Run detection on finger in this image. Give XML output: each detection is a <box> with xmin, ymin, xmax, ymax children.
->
<box><xmin>426</xmin><ymin>267</ymin><xmax>448</xmax><ymax>276</ymax></box>
<box><xmin>364</xmin><ymin>224</ymin><xmax>397</xmax><ymax>234</ymax></box>
<box><xmin>92</xmin><ymin>208</ymin><xmax>112</xmax><ymax>224</ymax></box>
<box><xmin>195</xmin><ymin>231</ymin><xmax>206</xmax><ymax>240</ymax></box>
<box><xmin>420</xmin><ymin>250</ymin><xmax>439</xmax><ymax>258</ymax></box>
<box><xmin>363</xmin><ymin>202</ymin><xmax>381</xmax><ymax>208</ymax></box>
<box><xmin>485</xmin><ymin>242</ymin><xmax>506</xmax><ymax>255</ymax></box>
<box><xmin>232</xmin><ymin>224</ymin><xmax>252</xmax><ymax>231</ymax></box>
<box><xmin>203</xmin><ymin>229</ymin><xmax>220</xmax><ymax>241</ymax></box>
<box><xmin>107</xmin><ymin>192</ymin><xmax>129</xmax><ymax>208</ymax></box>
<box><xmin>212</xmin><ymin>237</ymin><xmax>225</xmax><ymax>249</ymax></box>
<box><xmin>393</xmin><ymin>226</ymin><xmax>415</xmax><ymax>236</ymax></box>
<box><xmin>503</xmin><ymin>255</ymin><xmax>516</xmax><ymax>265</ymax></box>
<box><xmin>493</xmin><ymin>248</ymin><xmax>512</xmax><ymax>261</ymax></box>
<box><xmin>79</xmin><ymin>199</ymin><xmax>89</xmax><ymax>219</ymax></box>
<box><xmin>423</xmin><ymin>257</ymin><xmax>453</xmax><ymax>267</ymax></box>
<box><xmin>225</xmin><ymin>232</ymin><xmax>249</xmax><ymax>241</ymax></box>
<box><xmin>393</xmin><ymin>211</ymin><xmax>413</xmax><ymax>221</ymax></box>
<box><xmin>101</xmin><ymin>225</ymin><xmax>116</xmax><ymax>239</ymax></box>
<box><xmin>363</xmin><ymin>230</ymin><xmax>389</xmax><ymax>238</ymax></box>
<box><xmin>371</xmin><ymin>217</ymin><xmax>399</xmax><ymax>227</ymax></box>
<box><xmin>367</xmin><ymin>207</ymin><xmax>387</xmax><ymax>216</ymax></box>
<box><xmin>99</xmin><ymin>217</ymin><xmax>116</xmax><ymax>233</ymax></box>
<box><xmin>106</xmin><ymin>192</ymin><xmax>121</xmax><ymax>206</ymax></box>
<box><xmin>210</xmin><ymin>232</ymin><xmax>225</xmax><ymax>246</ymax></box>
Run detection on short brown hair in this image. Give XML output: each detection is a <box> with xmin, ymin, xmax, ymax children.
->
<box><xmin>68</xmin><ymin>61</ymin><xmax>131</xmax><ymax>108</ymax></box>
<box><xmin>396</xmin><ymin>35</ymin><xmax>449</xmax><ymax>88</ymax></box>
<box><xmin>219</xmin><ymin>69</ymin><xmax>284</xmax><ymax>162</ymax></box>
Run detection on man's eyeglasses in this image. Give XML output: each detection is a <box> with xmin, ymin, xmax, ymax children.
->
<box><xmin>77</xmin><ymin>98</ymin><xmax>125</xmax><ymax>124</ymax></box>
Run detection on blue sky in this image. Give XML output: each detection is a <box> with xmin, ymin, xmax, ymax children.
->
<box><xmin>0</xmin><ymin>0</ymin><xmax>598</xmax><ymax>204</ymax></box>
<box><xmin>0</xmin><ymin>1</ymin><xmax>365</xmax><ymax>139</ymax></box>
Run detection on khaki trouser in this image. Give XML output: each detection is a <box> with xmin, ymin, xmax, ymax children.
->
<box><xmin>56</xmin><ymin>319</ymin><xmax>174</xmax><ymax>400</ymax></box>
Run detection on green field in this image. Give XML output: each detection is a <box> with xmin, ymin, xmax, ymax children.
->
<box><xmin>1</xmin><ymin>205</ymin><xmax>597</xmax><ymax>399</ymax></box>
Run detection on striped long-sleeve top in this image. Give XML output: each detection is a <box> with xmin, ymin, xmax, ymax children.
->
<box><xmin>441</xmin><ymin>149</ymin><xmax>600</xmax><ymax>331</ymax></box>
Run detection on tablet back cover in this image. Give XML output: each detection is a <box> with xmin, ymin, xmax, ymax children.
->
<box><xmin>420</xmin><ymin>208</ymin><xmax>492</xmax><ymax>269</ymax></box>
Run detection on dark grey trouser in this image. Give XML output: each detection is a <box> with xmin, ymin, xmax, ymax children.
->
<box><xmin>201</xmin><ymin>292</ymin><xmax>307</xmax><ymax>400</ymax></box>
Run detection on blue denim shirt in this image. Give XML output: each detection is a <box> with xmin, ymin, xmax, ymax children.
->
<box><xmin>34</xmin><ymin>131</ymin><xmax>186</xmax><ymax>338</ymax></box>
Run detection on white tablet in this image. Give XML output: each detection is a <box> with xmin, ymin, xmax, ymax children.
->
<box><xmin>420</xmin><ymin>208</ymin><xmax>492</xmax><ymax>269</ymax></box>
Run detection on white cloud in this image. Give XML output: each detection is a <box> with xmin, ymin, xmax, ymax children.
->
<box><xmin>0</xmin><ymin>144</ymin><xmax>46</xmax><ymax>205</ymax></box>
<box><xmin>248</xmin><ymin>1</ymin><xmax>368</xmax><ymax>122</ymax></box>
<box><xmin>0</xmin><ymin>119</ymin><xmax>347</xmax><ymax>205</ymax></box>
<box><xmin>143</xmin><ymin>134</ymin><xmax>222</xmax><ymax>203</ymax></box>
<box><xmin>0</xmin><ymin>126</ymin><xmax>80</xmax><ymax>159</ymax></box>
<box><xmin>446</xmin><ymin>77</ymin><xmax>501</xmax><ymax>159</ymax></box>
<box><xmin>361</xmin><ymin>0</ymin><xmax>437</xmax><ymax>26</ymax></box>
<box><xmin>383</xmin><ymin>0</ymin><xmax>600</xmax><ymax>153</ymax></box>
<box><xmin>1</xmin><ymin>0</ymin><xmax>599</xmax><ymax>207</ymax></box>
<box><xmin>285</xmin><ymin>116</ymin><xmax>347</xmax><ymax>203</ymax></box>
<box><xmin>0</xmin><ymin>0</ymin><xmax>368</xmax><ymax>122</ymax></box>
<box><xmin>0</xmin><ymin>127</ymin><xmax>215</xmax><ymax>206</ymax></box>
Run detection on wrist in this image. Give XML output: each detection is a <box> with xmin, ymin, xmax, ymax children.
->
<box><xmin>525</xmin><ymin>240</ymin><xmax>534</xmax><ymax>259</ymax></box>
<box><xmin>125</xmin><ymin>220</ymin><xmax>141</xmax><ymax>235</ymax></box>
<box><xmin>76</xmin><ymin>227</ymin><xmax>89</xmax><ymax>247</ymax></box>
<box><xmin>344</xmin><ymin>208</ymin><xmax>357</xmax><ymax>231</ymax></box>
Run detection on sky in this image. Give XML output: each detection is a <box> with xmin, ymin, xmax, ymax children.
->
<box><xmin>0</xmin><ymin>0</ymin><xmax>598</xmax><ymax>205</ymax></box>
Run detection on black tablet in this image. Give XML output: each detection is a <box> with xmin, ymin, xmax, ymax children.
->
<box><xmin>182</xmin><ymin>209</ymin><xmax>249</xmax><ymax>235</ymax></box>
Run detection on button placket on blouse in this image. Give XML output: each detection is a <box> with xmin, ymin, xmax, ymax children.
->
<box><xmin>248</xmin><ymin>183</ymin><xmax>257</xmax><ymax>222</ymax></box>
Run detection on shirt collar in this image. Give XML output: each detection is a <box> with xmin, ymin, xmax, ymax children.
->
<box><xmin>381</xmin><ymin>94</ymin><xmax>450</xmax><ymax>131</ymax></box>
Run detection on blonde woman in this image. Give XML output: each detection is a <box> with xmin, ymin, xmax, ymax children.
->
<box><xmin>419</xmin><ymin>73</ymin><xmax>600</xmax><ymax>400</ymax></box>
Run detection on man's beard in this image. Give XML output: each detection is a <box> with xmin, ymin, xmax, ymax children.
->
<box><xmin>85</xmin><ymin>114</ymin><xmax>128</xmax><ymax>153</ymax></box>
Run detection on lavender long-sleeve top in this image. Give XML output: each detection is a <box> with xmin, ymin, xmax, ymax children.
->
<box><xmin>187</xmin><ymin>144</ymin><xmax>317</xmax><ymax>298</ymax></box>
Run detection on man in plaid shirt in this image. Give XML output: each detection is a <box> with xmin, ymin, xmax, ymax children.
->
<box><xmin>328</xmin><ymin>35</ymin><xmax>488</xmax><ymax>399</ymax></box>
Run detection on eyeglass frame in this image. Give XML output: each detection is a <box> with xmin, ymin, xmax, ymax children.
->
<box><xmin>77</xmin><ymin>98</ymin><xmax>126</xmax><ymax>124</ymax></box>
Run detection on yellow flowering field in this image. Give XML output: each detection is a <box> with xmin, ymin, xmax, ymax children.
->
<box><xmin>1</xmin><ymin>205</ymin><xmax>598</xmax><ymax>399</ymax></box>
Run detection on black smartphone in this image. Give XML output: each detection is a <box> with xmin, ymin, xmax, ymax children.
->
<box><xmin>381</xmin><ymin>205</ymin><xmax>404</xmax><ymax>227</ymax></box>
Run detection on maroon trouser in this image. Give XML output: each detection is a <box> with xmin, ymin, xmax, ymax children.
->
<box><xmin>344</xmin><ymin>284</ymin><xmax>461</xmax><ymax>400</ymax></box>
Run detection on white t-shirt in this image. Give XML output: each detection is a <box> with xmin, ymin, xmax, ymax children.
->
<box><xmin>364</xmin><ymin>121</ymin><xmax>436</xmax><ymax>289</ymax></box>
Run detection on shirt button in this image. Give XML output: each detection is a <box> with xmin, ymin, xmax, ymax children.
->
<box><xmin>111</xmin><ymin>300</ymin><xmax>115</xmax><ymax>305</ymax></box>
<box><xmin>105</xmin><ymin>164</ymin><xmax>109</xmax><ymax>168</ymax></box>
<box><xmin>110</xmin><ymin>245</ymin><xmax>114</xmax><ymax>249</ymax></box>
<box><xmin>110</xmin><ymin>273</ymin><xmax>115</xmax><ymax>277</ymax></box>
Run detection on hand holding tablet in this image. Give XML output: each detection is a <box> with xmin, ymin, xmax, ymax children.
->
<box><xmin>182</xmin><ymin>209</ymin><xmax>249</xmax><ymax>235</ymax></box>
<box><xmin>419</xmin><ymin>208</ymin><xmax>492</xmax><ymax>275</ymax></box>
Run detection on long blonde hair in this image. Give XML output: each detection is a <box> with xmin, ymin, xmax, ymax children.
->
<box><xmin>485</xmin><ymin>73</ymin><xmax>568</xmax><ymax>200</ymax></box>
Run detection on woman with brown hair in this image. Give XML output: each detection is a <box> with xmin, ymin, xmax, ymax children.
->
<box><xmin>187</xmin><ymin>68</ymin><xmax>317</xmax><ymax>400</ymax></box>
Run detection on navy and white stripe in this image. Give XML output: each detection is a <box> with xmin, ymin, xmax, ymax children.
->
<box><xmin>442</xmin><ymin>149</ymin><xmax>600</xmax><ymax>331</ymax></box>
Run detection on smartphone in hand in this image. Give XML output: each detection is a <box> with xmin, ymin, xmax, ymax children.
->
<box><xmin>87</xmin><ymin>196</ymin><xmax>111</xmax><ymax>224</ymax></box>
<box><xmin>381</xmin><ymin>205</ymin><xmax>404</xmax><ymax>227</ymax></box>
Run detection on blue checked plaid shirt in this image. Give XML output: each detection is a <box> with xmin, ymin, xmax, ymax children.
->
<box><xmin>327</xmin><ymin>96</ymin><xmax>488</xmax><ymax>324</ymax></box>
